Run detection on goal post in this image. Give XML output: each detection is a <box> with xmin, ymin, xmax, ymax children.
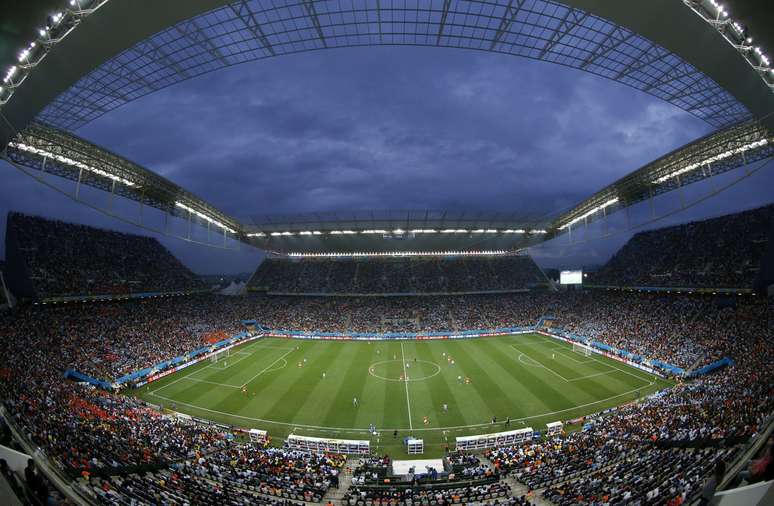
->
<box><xmin>572</xmin><ymin>342</ymin><xmax>592</xmax><ymax>357</ymax></box>
<box><xmin>210</xmin><ymin>348</ymin><xmax>230</xmax><ymax>364</ymax></box>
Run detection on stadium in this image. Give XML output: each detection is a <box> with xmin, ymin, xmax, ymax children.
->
<box><xmin>0</xmin><ymin>1</ymin><xmax>773</xmax><ymax>505</ymax></box>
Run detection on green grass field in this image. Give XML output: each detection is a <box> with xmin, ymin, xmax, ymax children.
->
<box><xmin>133</xmin><ymin>333</ymin><xmax>672</xmax><ymax>457</ymax></box>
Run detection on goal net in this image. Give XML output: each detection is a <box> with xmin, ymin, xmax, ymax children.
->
<box><xmin>572</xmin><ymin>342</ymin><xmax>592</xmax><ymax>357</ymax></box>
<box><xmin>210</xmin><ymin>348</ymin><xmax>230</xmax><ymax>366</ymax></box>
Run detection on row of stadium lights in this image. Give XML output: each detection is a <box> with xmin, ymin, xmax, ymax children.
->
<box><xmin>247</xmin><ymin>228</ymin><xmax>548</xmax><ymax>238</ymax></box>
<box><xmin>9</xmin><ymin>141</ymin><xmax>137</xmax><ymax>187</ymax></box>
<box><xmin>174</xmin><ymin>202</ymin><xmax>236</xmax><ymax>234</ymax></box>
<box><xmin>2</xmin><ymin>1</ymin><xmax>773</xmax><ymax>105</ymax></box>
<box><xmin>690</xmin><ymin>0</ymin><xmax>773</xmax><ymax>81</ymax></box>
<box><xmin>8</xmin><ymin>141</ymin><xmax>239</xmax><ymax>235</ymax></box>
<box><xmin>559</xmin><ymin>134</ymin><xmax>773</xmax><ymax>231</ymax></box>
<box><xmin>285</xmin><ymin>250</ymin><xmax>513</xmax><ymax>258</ymax></box>
<box><xmin>1</xmin><ymin>1</ymin><xmax>110</xmax><ymax>105</ymax></box>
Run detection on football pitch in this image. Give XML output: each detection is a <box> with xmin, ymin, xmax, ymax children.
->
<box><xmin>133</xmin><ymin>333</ymin><xmax>672</xmax><ymax>457</ymax></box>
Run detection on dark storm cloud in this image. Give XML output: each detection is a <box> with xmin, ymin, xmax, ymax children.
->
<box><xmin>75</xmin><ymin>47</ymin><xmax>712</xmax><ymax>220</ymax></box>
<box><xmin>2</xmin><ymin>45</ymin><xmax>771</xmax><ymax>273</ymax></box>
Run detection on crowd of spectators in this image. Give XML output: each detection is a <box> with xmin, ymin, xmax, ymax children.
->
<box><xmin>486</xmin><ymin>295</ymin><xmax>773</xmax><ymax>505</ymax></box>
<box><xmin>0</xmin><ymin>289</ymin><xmax>764</xmax><ymax>386</ymax></box>
<box><xmin>0</xmin><ymin>331</ymin><xmax>342</xmax><ymax>504</ymax></box>
<box><xmin>249</xmin><ymin>255</ymin><xmax>547</xmax><ymax>294</ymax></box>
<box><xmin>343</xmin><ymin>480</ymin><xmax>513</xmax><ymax>505</ymax></box>
<box><xmin>250</xmin><ymin>290</ymin><xmax>765</xmax><ymax>371</ymax></box>
<box><xmin>0</xmin><ymin>294</ymin><xmax>253</xmax><ymax>381</ymax></box>
<box><xmin>591</xmin><ymin>204</ymin><xmax>773</xmax><ymax>288</ymax></box>
<box><xmin>7</xmin><ymin>213</ymin><xmax>205</xmax><ymax>298</ymax></box>
<box><xmin>0</xmin><ymin>288</ymin><xmax>769</xmax><ymax>504</ymax></box>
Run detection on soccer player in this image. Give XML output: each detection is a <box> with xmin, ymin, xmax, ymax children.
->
<box><xmin>322</xmin><ymin>372</ymin><xmax>326</xmax><ymax>379</ymax></box>
<box><xmin>442</xmin><ymin>403</ymin><xmax>448</xmax><ymax>413</ymax></box>
<box><xmin>353</xmin><ymin>397</ymin><xmax>359</xmax><ymax>407</ymax></box>
<box><xmin>552</xmin><ymin>353</ymin><xmax>555</xmax><ymax>359</ymax></box>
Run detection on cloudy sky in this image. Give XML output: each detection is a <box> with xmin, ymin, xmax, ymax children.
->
<box><xmin>1</xmin><ymin>45</ymin><xmax>773</xmax><ymax>273</ymax></box>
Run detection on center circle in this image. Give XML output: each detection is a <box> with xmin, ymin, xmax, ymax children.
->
<box><xmin>368</xmin><ymin>359</ymin><xmax>442</xmax><ymax>382</ymax></box>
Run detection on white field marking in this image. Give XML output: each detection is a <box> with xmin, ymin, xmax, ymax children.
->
<box><xmin>198</xmin><ymin>337</ymin><xmax>287</xmax><ymax>373</ymax></box>
<box><xmin>400</xmin><ymin>341</ymin><xmax>413</xmax><ymax>431</ymax></box>
<box><xmin>180</xmin><ymin>377</ymin><xmax>241</xmax><ymax>388</ymax></box>
<box><xmin>240</xmin><ymin>347</ymin><xmax>296</xmax><ymax>389</ymax></box>
<box><xmin>149</xmin><ymin>364</ymin><xmax>207</xmax><ymax>396</ymax></box>
<box><xmin>534</xmin><ymin>333</ymin><xmax>655</xmax><ymax>386</ymax></box>
<box><xmin>553</xmin><ymin>348</ymin><xmax>597</xmax><ymax>365</ymax></box>
<box><xmin>263</xmin><ymin>357</ymin><xmax>288</xmax><ymax>373</ymax></box>
<box><xmin>515</xmin><ymin>352</ymin><xmax>612</xmax><ymax>383</ymax></box>
<box><xmin>510</xmin><ymin>344</ymin><xmax>571</xmax><ymax>382</ymax></box>
<box><xmin>150</xmin><ymin>339</ymin><xmax>267</xmax><ymax>395</ymax></box>
<box><xmin>202</xmin><ymin>351</ymin><xmax>252</xmax><ymax>372</ymax></box>
<box><xmin>368</xmin><ymin>359</ymin><xmax>441</xmax><ymax>382</ymax></box>
<box><xmin>517</xmin><ymin>353</ymin><xmax>546</xmax><ymax>369</ymax></box>
<box><xmin>149</xmin><ymin>378</ymin><xmax>655</xmax><ymax>434</ymax></box>
<box><xmin>567</xmin><ymin>370</ymin><xmax>618</xmax><ymax>382</ymax></box>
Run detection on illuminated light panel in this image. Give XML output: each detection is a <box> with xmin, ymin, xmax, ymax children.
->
<box><xmin>440</xmin><ymin>229</ymin><xmax>468</xmax><ymax>234</ymax></box>
<box><xmin>653</xmin><ymin>139</ymin><xmax>770</xmax><ymax>184</ymax></box>
<box><xmin>174</xmin><ymin>202</ymin><xmax>236</xmax><ymax>234</ymax></box>
<box><xmin>10</xmin><ymin>141</ymin><xmax>136</xmax><ymax>187</ymax></box>
<box><xmin>559</xmin><ymin>198</ymin><xmax>619</xmax><ymax>230</ymax></box>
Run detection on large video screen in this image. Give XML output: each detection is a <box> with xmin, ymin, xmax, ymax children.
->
<box><xmin>560</xmin><ymin>270</ymin><xmax>583</xmax><ymax>285</ymax></box>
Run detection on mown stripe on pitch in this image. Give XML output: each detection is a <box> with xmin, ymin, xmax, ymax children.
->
<box><xmin>175</xmin><ymin>344</ymin><xmax>292</xmax><ymax>404</ymax></box>
<box><xmin>204</xmin><ymin>342</ymin><xmax>309</xmax><ymax>418</ymax></box>
<box><xmin>250</xmin><ymin>341</ymin><xmax>344</xmax><ymax>424</ymax></box>
<box><xmin>319</xmin><ymin>343</ymin><xmax>377</xmax><ymax>429</ymax></box>
<box><xmin>515</xmin><ymin>338</ymin><xmax>626</xmax><ymax>400</ymax></box>
<box><xmin>476</xmin><ymin>337</ymin><xmax>560</xmax><ymax>413</ymax></box>
<box><xmin>412</xmin><ymin>341</ymin><xmax>469</xmax><ymax>428</ymax></box>
<box><xmin>450</xmin><ymin>340</ymin><xmax>521</xmax><ymax>423</ymax></box>
<box><xmin>381</xmin><ymin>341</ymin><xmax>410</xmax><ymax>431</ymax></box>
<box><xmin>481</xmin><ymin>337</ymin><xmax>581</xmax><ymax>413</ymax></box>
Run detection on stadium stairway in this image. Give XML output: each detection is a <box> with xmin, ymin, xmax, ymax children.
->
<box><xmin>500</xmin><ymin>473</ymin><xmax>552</xmax><ymax>506</ymax></box>
<box><xmin>322</xmin><ymin>458</ymin><xmax>354</xmax><ymax>504</ymax></box>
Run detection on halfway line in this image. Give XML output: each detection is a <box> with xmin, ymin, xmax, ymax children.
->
<box><xmin>400</xmin><ymin>342</ymin><xmax>414</xmax><ymax>431</ymax></box>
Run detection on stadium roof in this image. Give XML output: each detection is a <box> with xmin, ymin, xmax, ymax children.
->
<box><xmin>1</xmin><ymin>0</ymin><xmax>773</xmax><ymax>254</ymax></box>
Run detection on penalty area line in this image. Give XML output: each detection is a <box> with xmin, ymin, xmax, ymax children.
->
<box><xmin>240</xmin><ymin>347</ymin><xmax>296</xmax><ymax>389</ymax></box>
